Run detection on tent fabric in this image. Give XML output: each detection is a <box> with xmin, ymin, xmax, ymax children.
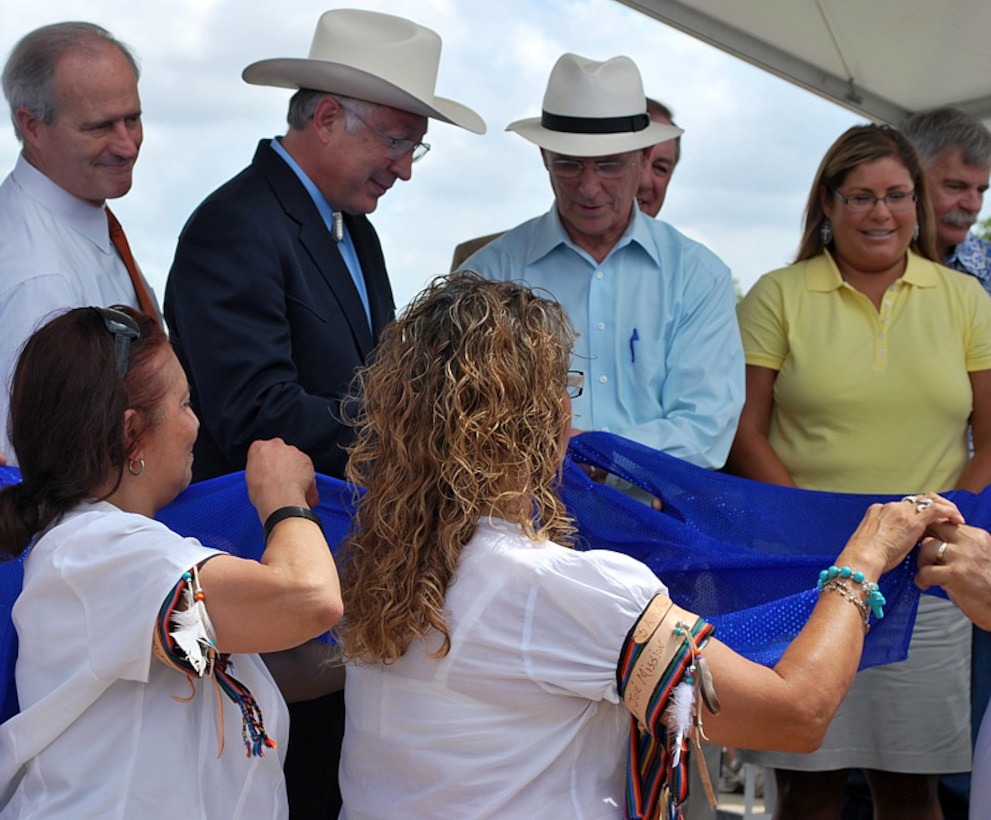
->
<box><xmin>1</xmin><ymin>431</ymin><xmax>986</xmax><ymax>724</ymax></box>
<box><xmin>617</xmin><ymin>0</ymin><xmax>991</xmax><ymax>125</ymax></box>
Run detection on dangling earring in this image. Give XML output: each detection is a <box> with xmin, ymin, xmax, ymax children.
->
<box><xmin>820</xmin><ymin>220</ymin><xmax>833</xmax><ymax>245</ymax></box>
<box><xmin>913</xmin><ymin>223</ymin><xmax>920</xmax><ymax>241</ymax></box>
<box><xmin>128</xmin><ymin>457</ymin><xmax>145</xmax><ymax>477</ymax></box>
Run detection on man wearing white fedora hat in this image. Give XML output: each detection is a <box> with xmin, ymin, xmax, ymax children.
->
<box><xmin>449</xmin><ymin>95</ymin><xmax>681</xmax><ymax>270</ymax></box>
<box><xmin>163</xmin><ymin>8</ymin><xmax>483</xmax><ymax>818</ymax></box>
<box><xmin>465</xmin><ymin>53</ymin><xmax>743</xmax><ymax>472</ymax></box>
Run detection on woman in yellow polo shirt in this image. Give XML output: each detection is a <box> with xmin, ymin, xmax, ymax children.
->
<box><xmin>729</xmin><ymin>124</ymin><xmax>991</xmax><ymax>818</ymax></box>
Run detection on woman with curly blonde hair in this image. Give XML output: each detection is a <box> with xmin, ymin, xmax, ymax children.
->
<box><xmin>336</xmin><ymin>272</ymin><xmax>961</xmax><ymax>820</ymax></box>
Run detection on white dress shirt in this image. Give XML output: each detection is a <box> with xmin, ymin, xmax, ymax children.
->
<box><xmin>0</xmin><ymin>155</ymin><xmax>152</xmax><ymax>462</ymax></box>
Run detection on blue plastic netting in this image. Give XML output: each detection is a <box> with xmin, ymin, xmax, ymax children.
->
<box><xmin>2</xmin><ymin>432</ymin><xmax>984</xmax><ymax>723</ymax></box>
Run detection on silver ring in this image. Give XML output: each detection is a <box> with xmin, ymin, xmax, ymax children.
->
<box><xmin>901</xmin><ymin>494</ymin><xmax>934</xmax><ymax>512</ymax></box>
<box><xmin>935</xmin><ymin>541</ymin><xmax>949</xmax><ymax>564</ymax></box>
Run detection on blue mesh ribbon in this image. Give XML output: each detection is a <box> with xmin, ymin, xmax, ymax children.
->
<box><xmin>2</xmin><ymin>432</ymin><xmax>988</xmax><ymax>724</ymax></box>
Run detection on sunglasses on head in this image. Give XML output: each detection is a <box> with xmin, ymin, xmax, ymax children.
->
<box><xmin>91</xmin><ymin>307</ymin><xmax>140</xmax><ymax>378</ymax></box>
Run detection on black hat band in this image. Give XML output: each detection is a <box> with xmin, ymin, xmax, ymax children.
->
<box><xmin>540</xmin><ymin>111</ymin><xmax>650</xmax><ymax>135</ymax></box>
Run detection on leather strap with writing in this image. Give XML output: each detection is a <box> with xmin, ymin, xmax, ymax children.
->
<box><xmin>617</xmin><ymin>593</ymin><xmax>717</xmax><ymax>820</ymax></box>
<box><xmin>623</xmin><ymin>594</ymin><xmax>699</xmax><ymax>727</ymax></box>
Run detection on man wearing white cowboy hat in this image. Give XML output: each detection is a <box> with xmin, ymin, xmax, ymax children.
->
<box><xmin>465</xmin><ymin>53</ymin><xmax>743</xmax><ymax>472</ymax></box>
<box><xmin>163</xmin><ymin>8</ymin><xmax>483</xmax><ymax>818</ymax></box>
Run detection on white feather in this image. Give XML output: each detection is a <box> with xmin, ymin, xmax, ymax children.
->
<box><xmin>664</xmin><ymin>681</ymin><xmax>697</xmax><ymax>767</ymax></box>
<box><xmin>169</xmin><ymin>587</ymin><xmax>216</xmax><ymax>676</ymax></box>
<box><xmin>664</xmin><ymin>681</ymin><xmax>696</xmax><ymax>736</ymax></box>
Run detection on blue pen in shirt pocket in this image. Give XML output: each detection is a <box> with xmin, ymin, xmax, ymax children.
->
<box><xmin>629</xmin><ymin>327</ymin><xmax>639</xmax><ymax>363</ymax></box>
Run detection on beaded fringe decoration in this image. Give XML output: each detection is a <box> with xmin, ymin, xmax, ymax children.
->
<box><xmin>155</xmin><ymin>567</ymin><xmax>277</xmax><ymax>758</ymax></box>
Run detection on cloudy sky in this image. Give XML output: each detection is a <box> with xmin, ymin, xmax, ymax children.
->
<box><xmin>3</xmin><ymin>0</ymin><xmax>976</xmax><ymax>310</ymax></box>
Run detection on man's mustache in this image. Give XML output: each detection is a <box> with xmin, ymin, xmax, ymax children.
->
<box><xmin>942</xmin><ymin>209</ymin><xmax>977</xmax><ymax>227</ymax></box>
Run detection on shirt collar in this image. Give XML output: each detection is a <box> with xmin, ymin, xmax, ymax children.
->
<box><xmin>946</xmin><ymin>232</ymin><xmax>991</xmax><ymax>276</ymax></box>
<box><xmin>524</xmin><ymin>200</ymin><xmax>649</xmax><ymax>267</ymax></box>
<box><xmin>806</xmin><ymin>249</ymin><xmax>937</xmax><ymax>292</ymax></box>
<box><xmin>12</xmin><ymin>154</ymin><xmax>112</xmax><ymax>252</ymax></box>
<box><xmin>269</xmin><ymin>138</ymin><xmax>339</xmax><ymax>234</ymax></box>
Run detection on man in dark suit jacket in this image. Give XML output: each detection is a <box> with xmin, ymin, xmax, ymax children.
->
<box><xmin>166</xmin><ymin>139</ymin><xmax>395</xmax><ymax>480</ymax></box>
<box><xmin>165</xmin><ymin>10</ymin><xmax>484</xmax><ymax>818</ymax></box>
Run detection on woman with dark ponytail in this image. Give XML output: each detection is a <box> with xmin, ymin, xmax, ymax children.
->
<box><xmin>0</xmin><ymin>307</ymin><xmax>164</xmax><ymax>558</ymax></box>
<box><xmin>0</xmin><ymin>306</ymin><xmax>343</xmax><ymax>818</ymax></box>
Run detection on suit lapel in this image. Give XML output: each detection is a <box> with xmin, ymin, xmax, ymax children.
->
<box><xmin>253</xmin><ymin>142</ymin><xmax>376</xmax><ymax>355</ymax></box>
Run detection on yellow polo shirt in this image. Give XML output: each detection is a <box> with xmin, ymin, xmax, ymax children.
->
<box><xmin>738</xmin><ymin>251</ymin><xmax>991</xmax><ymax>493</ymax></box>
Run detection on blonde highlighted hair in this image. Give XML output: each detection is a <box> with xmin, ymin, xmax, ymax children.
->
<box><xmin>337</xmin><ymin>272</ymin><xmax>577</xmax><ymax>665</ymax></box>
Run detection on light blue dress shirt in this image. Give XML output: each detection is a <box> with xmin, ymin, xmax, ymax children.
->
<box><xmin>269</xmin><ymin>139</ymin><xmax>372</xmax><ymax>329</ymax></box>
<box><xmin>465</xmin><ymin>205</ymin><xmax>744</xmax><ymax>469</ymax></box>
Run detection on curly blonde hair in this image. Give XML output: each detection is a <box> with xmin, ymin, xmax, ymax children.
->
<box><xmin>337</xmin><ymin>272</ymin><xmax>578</xmax><ymax>665</ymax></box>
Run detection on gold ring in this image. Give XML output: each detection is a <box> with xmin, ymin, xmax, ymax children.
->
<box><xmin>935</xmin><ymin>541</ymin><xmax>949</xmax><ymax>564</ymax></box>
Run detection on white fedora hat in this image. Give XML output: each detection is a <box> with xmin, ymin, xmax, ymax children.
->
<box><xmin>508</xmin><ymin>53</ymin><xmax>681</xmax><ymax>156</ymax></box>
<box><xmin>242</xmin><ymin>9</ymin><xmax>485</xmax><ymax>134</ymax></box>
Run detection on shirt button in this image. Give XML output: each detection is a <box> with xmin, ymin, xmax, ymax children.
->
<box><xmin>876</xmin><ymin>331</ymin><xmax>883</xmax><ymax>338</ymax></box>
<box><xmin>884</xmin><ymin>301</ymin><xmax>892</xmax><ymax>307</ymax></box>
<box><xmin>878</xmin><ymin>348</ymin><xmax>885</xmax><ymax>355</ymax></box>
<box><xmin>596</xmin><ymin>322</ymin><xmax>606</xmax><ymax>331</ymax></box>
<box><xmin>598</xmin><ymin>375</ymin><xmax>608</xmax><ymax>384</ymax></box>
<box><xmin>595</xmin><ymin>271</ymin><xmax>604</xmax><ymax>280</ymax></box>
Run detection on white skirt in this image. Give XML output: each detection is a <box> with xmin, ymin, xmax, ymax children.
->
<box><xmin>746</xmin><ymin>595</ymin><xmax>972</xmax><ymax>773</ymax></box>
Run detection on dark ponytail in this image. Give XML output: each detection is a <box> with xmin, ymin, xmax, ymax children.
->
<box><xmin>0</xmin><ymin>306</ymin><xmax>168</xmax><ymax>559</ymax></box>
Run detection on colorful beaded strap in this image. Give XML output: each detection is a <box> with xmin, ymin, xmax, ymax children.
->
<box><xmin>617</xmin><ymin>593</ymin><xmax>717</xmax><ymax>820</ymax></box>
<box><xmin>153</xmin><ymin>561</ymin><xmax>277</xmax><ymax>758</ymax></box>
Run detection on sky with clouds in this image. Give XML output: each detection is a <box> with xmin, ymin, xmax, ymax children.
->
<box><xmin>3</xmin><ymin>0</ymin><xmax>978</xmax><ymax>311</ymax></box>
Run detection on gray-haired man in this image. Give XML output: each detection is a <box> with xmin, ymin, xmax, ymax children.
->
<box><xmin>903</xmin><ymin>107</ymin><xmax>991</xmax><ymax>295</ymax></box>
<box><xmin>0</xmin><ymin>22</ymin><xmax>156</xmax><ymax>463</ymax></box>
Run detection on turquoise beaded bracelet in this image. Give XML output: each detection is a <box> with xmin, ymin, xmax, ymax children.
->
<box><xmin>817</xmin><ymin>565</ymin><xmax>886</xmax><ymax>620</ymax></box>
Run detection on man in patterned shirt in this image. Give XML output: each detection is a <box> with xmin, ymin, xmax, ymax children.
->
<box><xmin>903</xmin><ymin>108</ymin><xmax>991</xmax><ymax>295</ymax></box>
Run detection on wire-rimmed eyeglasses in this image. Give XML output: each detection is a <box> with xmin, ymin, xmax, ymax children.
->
<box><xmin>566</xmin><ymin>370</ymin><xmax>584</xmax><ymax>399</ymax></box>
<box><xmin>830</xmin><ymin>188</ymin><xmax>917</xmax><ymax>213</ymax></box>
<box><xmin>339</xmin><ymin>102</ymin><xmax>431</xmax><ymax>162</ymax></box>
<box><xmin>92</xmin><ymin>306</ymin><xmax>140</xmax><ymax>377</ymax></box>
<box><xmin>548</xmin><ymin>157</ymin><xmax>635</xmax><ymax>180</ymax></box>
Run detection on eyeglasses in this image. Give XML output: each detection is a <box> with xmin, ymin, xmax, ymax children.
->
<box><xmin>548</xmin><ymin>157</ymin><xmax>636</xmax><ymax>180</ymax></box>
<box><xmin>566</xmin><ymin>370</ymin><xmax>584</xmax><ymax>399</ymax></box>
<box><xmin>340</xmin><ymin>103</ymin><xmax>431</xmax><ymax>162</ymax></box>
<box><xmin>830</xmin><ymin>188</ymin><xmax>918</xmax><ymax>213</ymax></box>
<box><xmin>92</xmin><ymin>306</ymin><xmax>140</xmax><ymax>377</ymax></box>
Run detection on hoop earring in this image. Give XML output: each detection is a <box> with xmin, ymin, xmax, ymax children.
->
<box><xmin>820</xmin><ymin>220</ymin><xmax>833</xmax><ymax>245</ymax></box>
<box><xmin>128</xmin><ymin>458</ymin><xmax>145</xmax><ymax>477</ymax></box>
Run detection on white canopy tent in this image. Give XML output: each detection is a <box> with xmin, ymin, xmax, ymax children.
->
<box><xmin>616</xmin><ymin>0</ymin><xmax>991</xmax><ymax>126</ymax></box>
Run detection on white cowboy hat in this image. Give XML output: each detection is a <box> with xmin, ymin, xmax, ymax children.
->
<box><xmin>507</xmin><ymin>53</ymin><xmax>682</xmax><ymax>156</ymax></box>
<box><xmin>242</xmin><ymin>9</ymin><xmax>485</xmax><ymax>134</ymax></box>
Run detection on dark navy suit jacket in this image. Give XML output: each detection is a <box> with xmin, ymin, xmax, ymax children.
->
<box><xmin>165</xmin><ymin>139</ymin><xmax>395</xmax><ymax>481</ymax></box>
